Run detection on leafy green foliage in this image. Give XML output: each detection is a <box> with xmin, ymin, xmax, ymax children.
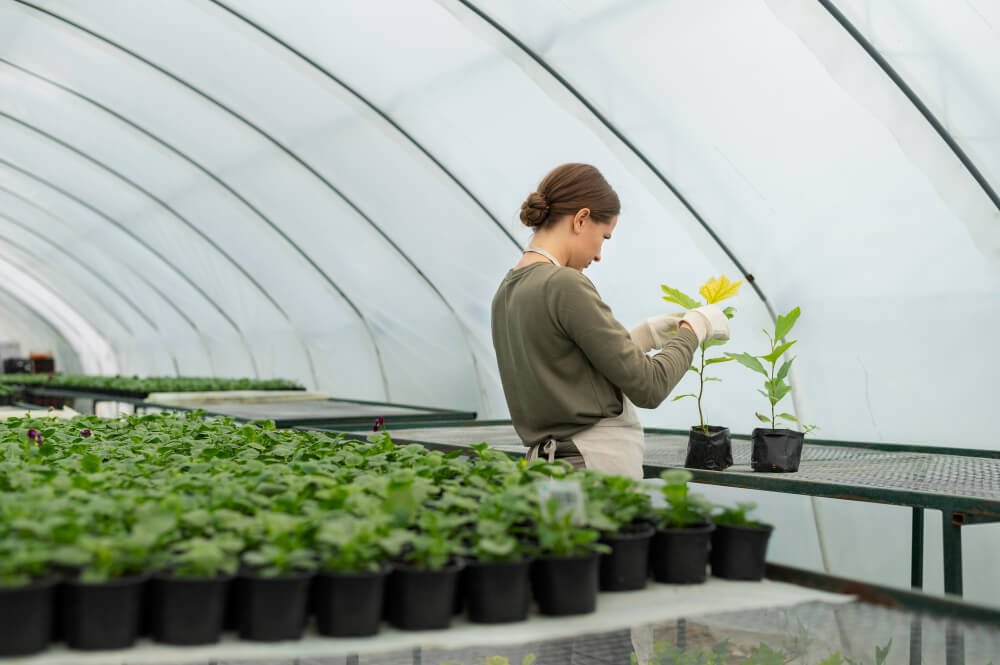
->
<box><xmin>726</xmin><ymin>307</ymin><xmax>816</xmax><ymax>434</ymax></box>
<box><xmin>712</xmin><ymin>502</ymin><xmax>762</xmax><ymax>528</ymax></box>
<box><xmin>0</xmin><ymin>374</ymin><xmax>304</xmax><ymax>395</ymax></box>
<box><xmin>656</xmin><ymin>470</ymin><xmax>711</xmax><ymax>528</ymax></box>
<box><xmin>0</xmin><ymin>411</ymin><xmax>656</xmax><ymax>583</ymax></box>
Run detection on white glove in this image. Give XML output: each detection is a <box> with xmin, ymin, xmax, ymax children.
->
<box><xmin>680</xmin><ymin>304</ymin><xmax>730</xmax><ymax>344</ymax></box>
<box><xmin>629</xmin><ymin>313</ymin><xmax>684</xmax><ymax>352</ymax></box>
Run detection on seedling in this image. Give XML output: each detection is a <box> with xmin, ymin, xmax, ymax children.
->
<box><xmin>661</xmin><ymin>275</ymin><xmax>741</xmax><ymax>434</ymax></box>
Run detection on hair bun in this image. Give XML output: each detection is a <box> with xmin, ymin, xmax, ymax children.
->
<box><xmin>519</xmin><ymin>191</ymin><xmax>550</xmax><ymax>228</ymax></box>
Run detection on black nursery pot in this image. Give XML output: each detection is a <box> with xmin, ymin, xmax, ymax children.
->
<box><xmin>0</xmin><ymin>576</ymin><xmax>57</xmax><ymax>656</ymax></box>
<box><xmin>149</xmin><ymin>573</ymin><xmax>231</xmax><ymax>645</ymax></box>
<box><xmin>386</xmin><ymin>560</ymin><xmax>464</xmax><ymax>630</ymax></box>
<box><xmin>532</xmin><ymin>552</ymin><xmax>599</xmax><ymax>616</ymax></box>
<box><xmin>649</xmin><ymin>522</ymin><xmax>715</xmax><ymax>584</ymax></box>
<box><xmin>710</xmin><ymin>523</ymin><xmax>774</xmax><ymax>580</ymax></box>
<box><xmin>599</xmin><ymin>523</ymin><xmax>654</xmax><ymax>591</ymax></box>
<box><xmin>751</xmin><ymin>428</ymin><xmax>804</xmax><ymax>472</ymax></box>
<box><xmin>685</xmin><ymin>425</ymin><xmax>733</xmax><ymax>471</ymax></box>
<box><xmin>463</xmin><ymin>559</ymin><xmax>532</xmax><ymax>624</ymax></box>
<box><xmin>313</xmin><ymin>567</ymin><xmax>389</xmax><ymax>637</ymax></box>
<box><xmin>61</xmin><ymin>574</ymin><xmax>146</xmax><ymax>650</ymax></box>
<box><xmin>237</xmin><ymin>569</ymin><xmax>313</xmax><ymax>642</ymax></box>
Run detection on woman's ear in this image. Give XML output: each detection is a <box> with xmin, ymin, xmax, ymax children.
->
<box><xmin>572</xmin><ymin>208</ymin><xmax>591</xmax><ymax>233</ymax></box>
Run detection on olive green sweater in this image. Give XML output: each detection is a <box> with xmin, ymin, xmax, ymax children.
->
<box><xmin>491</xmin><ymin>263</ymin><xmax>699</xmax><ymax>446</ymax></box>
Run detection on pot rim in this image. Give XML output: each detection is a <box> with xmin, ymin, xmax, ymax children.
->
<box><xmin>656</xmin><ymin>521</ymin><xmax>716</xmax><ymax>535</ymax></box>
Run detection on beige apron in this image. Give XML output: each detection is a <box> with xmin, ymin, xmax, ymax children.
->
<box><xmin>527</xmin><ymin>397</ymin><xmax>645</xmax><ymax>480</ymax></box>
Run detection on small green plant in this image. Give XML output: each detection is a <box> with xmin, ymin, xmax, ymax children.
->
<box><xmin>661</xmin><ymin>275</ymin><xmax>741</xmax><ymax>434</ymax></box>
<box><xmin>313</xmin><ymin>517</ymin><xmax>390</xmax><ymax>574</ymax></box>
<box><xmin>534</xmin><ymin>496</ymin><xmax>609</xmax><ymax>557</ymax></box>
<box><xmin>581</xmin><ymin>472</ymin><xmax>653</xmax><ymax>533</ymax></box>
<box><xmin>726</xmin><ymin>306</ymin><xmax>816</xmax><ymax>433</ymax></box>
<box><xmin>713</xmin><ymin>501</ymin><xmax>762</xmax><ymax>528</ymax></box>
<box><xmin>163</xmin><ymin>536</ymin><xmax>241</xmax><ymax>578</ymax></box>
<box><xmin>656</xmin><ymin>470</ymin><xmax>712</xmax><ymax>528</ymax></box>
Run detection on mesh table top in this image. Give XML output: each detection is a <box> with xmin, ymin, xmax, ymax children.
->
<box><xmin>363</xmin><ymin>424</ymin><xmax>1000</xmax><ymax>516</ymax></box>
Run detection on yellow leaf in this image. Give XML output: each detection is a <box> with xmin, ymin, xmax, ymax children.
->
<box><xmin>699</xmin><ymin>275</ymin><xmax>742</xmax><ymax>304</ymax></box>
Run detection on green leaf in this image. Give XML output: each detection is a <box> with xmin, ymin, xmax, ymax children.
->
<box><xmin>776</xmin><ymin>412</ymin><xmax>799</xmax><ymax>423</ymax></box>
<box><xmin>762</xmin><ymin>340</ymin><xmax>796</xmax><ymax>364</ymax></box>
<box><xmin>688</xmin><ymin>365</ymin><xmax>699</xmax><ymax>373</ymax></box>
<box><xmin>81</xmin><ymin>453</ymin><xmax>101</xmax><ymax>474</ymax></box>
<box><xmin>705</xmin><ymin>356</ymin><xmax>733</xmax><ymax>365</ymax></box>
<box><xmin>722</xmin><ymin>306</ymin><xmax>736</xmax><ymax>319</ymax></box>
<box><xmin>773</xmin><ymin>383</ymin><xmax>791</xmax><ymax>402</ymax></box>
<box><xmin>671</xmin><ymin>394</ymin><xmax>696</xmax><ymax>401</ymax></box>
<box><xmin>701</xmin><ymin>338</ymin><xmax>728</xmax><ymax>350</ymax></box>
<box><xmin>703</xmin><ymin>377</ymin><xmax>722</xmax><ymax>383</ymax></box>
<box><xmin>774</xmin><ymin>306</ymin><xmax>801</xmax><ymax>341</ymax></box>
<box><xmin>659</xmin><ymin>284</ymin><xmax>700</xmax><ymax>310</ymax></box>
<box><xmin>776</xmin><ymin>357</ymin><xmax>794</xmax><ymax>382</ymax></box>
<box><xmin>755</xmin><ymin>412</ymin><xmax>772</xmax><ymax>424</ymax></box>
<box><xmin>725</xmin><ymin>352</ymin><xmax>767</xmax><ymax>376</ymax></box>
<box><xmin>875</xmin><ymin>639</ymin><xmax>892</xmax><ymax>665</ymax></box>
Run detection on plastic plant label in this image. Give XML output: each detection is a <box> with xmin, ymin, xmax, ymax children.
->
<box><xmin>536</xmin><ymin>478</ymin><xmax>586</xmax><ymax>524</ymax></box>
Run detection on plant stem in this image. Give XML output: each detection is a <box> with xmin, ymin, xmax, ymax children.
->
<box><xmin>697</xmin><ymin>345</ymin><xmax>706</xmax><ymax>433</ymax></box>
<box><xmin>770</xmin><ymin>339</ymin><xmax>776</xmax><ymax>429</ymax></box>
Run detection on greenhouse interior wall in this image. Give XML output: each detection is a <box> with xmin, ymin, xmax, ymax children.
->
<box><xmin>1</xmin><ymin>0</ymin><xmax>998</xmax><ymax>609</ymax></box>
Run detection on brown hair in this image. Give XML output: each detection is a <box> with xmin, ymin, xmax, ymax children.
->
<box><xmin>519</xmin><ymin>163</ymin><xmax>621</xmax><ymax>229</ymax></box>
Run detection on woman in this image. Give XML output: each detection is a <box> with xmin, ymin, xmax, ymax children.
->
<box><xmin>491</xmin><ymin>163</ymin><xmax>729</xmax><ymax>479</ymax></box>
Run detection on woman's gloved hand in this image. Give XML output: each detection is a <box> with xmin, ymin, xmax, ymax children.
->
<box><xmin>681</xmin><ymin>304</ymin><xmax>731</xmax><ymax>344</ymax></box>
<box><xmin>629</xmin><ymin>313</ymin><xmax>684</xmax><ymax>352</ymax></box>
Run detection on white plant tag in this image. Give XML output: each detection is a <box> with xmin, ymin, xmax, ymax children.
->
<box><xmin>536</xmin><ymin>479</ymin><xmax>586</xmax><ymax>525</ymax></box>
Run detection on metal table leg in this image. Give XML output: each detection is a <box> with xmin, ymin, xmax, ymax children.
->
<box><xmin>911</xmin><ymin>507</ymin><xmax>924</xmax><ymax>589</ymax></box>
<box><xmin>943</xmin><ymin>512</ymin><xmax>963</xmax><ymax>596</ymax></box>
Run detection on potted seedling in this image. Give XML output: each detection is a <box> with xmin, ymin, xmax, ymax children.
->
<box><xmin>0</xmin><ymin>538</ymin><xmax>57</xmax><ymax>656</ymax></box>
<box><xmin>661</xmin><ymin>275</ymin><xmax>741</xmax><ymax>471</ymax></box>
<box><xmin>582</xmin><ymin>473</ymin><xmax>655</xmax><ymax>592</ymax></box>
<box><xmin>726</xmin><ymin>306</ymin><xmax>816</xmax><ymax>472</ymax></box>
<box><xmin>238</xmin><ymin>512</ymin><xmax>316</xmax><ymax>642</ymax></box>
<box><xmin>58</xmin><ymin>514</ymin><xmax>172</xmax><ymax>651</ymax></box>
<box><xmin>384</xmin><ymin>511</ymin><xmax>467</xmax><ymax>630</ymax></box>
<box><xmin>148</xmin><ymin>535</ymin><xmax>240</xmax><ymax>646</ymax></box>
<box><xmin>649</xmin><ymin>470</ymin><xmax>715</xmax><ymax>584</ymax></box>
<box><xmin>530</xmin><ymin>480</ymin><xmax>610</xmax><ymax>616</ymax></box>
<box><xmin>461</xmin><ymin>485</ymin><xmax>537</xmax><ymax>624</ymax></box>
<box><xmin>311</xmin><ymin>516</ymin><xmax>396</xmax><ymax>637</ymax></box>
<box><xmin>710</xmin><ymin>501</ymin><xmax>773</xmax><ymax>580</ymax></box>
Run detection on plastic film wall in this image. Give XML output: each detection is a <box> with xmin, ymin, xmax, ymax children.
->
<box><xmin>0</xmin><ymin>0</ymin><xmax>997</xmax><ymax>603</ymax></box>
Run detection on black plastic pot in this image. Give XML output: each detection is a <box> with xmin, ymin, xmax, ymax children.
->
<box><xmin>685</xmin><ymin>425</ymin><xmax>733</xmax><ymax>471</ymax></box>
<box><xmin>60</xmin><ymin>574</ymin><xmax>146</xmax><ymax>650</ymax></box>
<box><xmin>313</xmin><ymin>567</ymin><xmax>389</xmax><ymax>637</ymax></box>
<box><xmin>237</xmin><ymin>569</ymin><xmax>313</xmax><ymax>642</ymax></box>
<box><xmin>149</xmin><ymin>573</ymin><xmax>230</xmax><ymax>645</ymax></box>
<box><xmin>532</xmin><ymin>553</ymin><xmax>599</xmax><ymax>616</ymax></box>
<box><xmin>650</xmin><ymin>522</ymin><xmax>715</xmax><ymax>584</ymax></box>
<box><xmin>751</xmin><ymin>428</ymin><xmax>804</xmax><ymax>472</ymax></box>
<box><xmin>386</xmin><ymin>561</ymin><xmax>464</xmax><ymax>630</ymax></box>
<box><xmin>0</xmin><ymin>576</ymin><xmax>57</xmax><ymax>656</ymax></box>
<box><xmin>599</xmin><ymin>524</ymin><xmax>654</xmax><ymax>591</ymax></box>
<box><xmin>710</xmin><ymin>523</ymin><xmax>774</xmax><ymax>580</ymax></box>
<box><xmin>463</xmin><ymin>559</ymin><xmax>532</xmax><ymax>624</ymax></box>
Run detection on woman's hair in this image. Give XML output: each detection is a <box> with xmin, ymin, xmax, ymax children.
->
<box><xmin>519</xmin><ymin>163</ymin><xmax>621</xmax><ymax>229</ymax></box>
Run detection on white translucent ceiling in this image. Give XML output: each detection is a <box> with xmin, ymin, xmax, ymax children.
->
<box><xmin>0</xmin><ymin>0</ymin><xmax>996</xmax><ymax>444</ymax></box>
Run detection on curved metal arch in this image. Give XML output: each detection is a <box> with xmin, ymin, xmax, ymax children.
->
<box><xmin>209</xmin><ymin>0</ymin><xmax>521</xmax><ymax>251</ymax></box>
<box><xmin>0</xmin><ymin>209</ymin><xmax>190</xmax><ymax>372</ymax></box>
<box><xmin>0</xmin><ymin>232</ymin><xmax>135</xmax><ymax>338</ymax></box>
<box><xmin>818</xmin><ymin>0</ymin><xmax>1000</xmax><ymax>213</ymax></box>
<box><xmin>9</xmin><ymin>0</ymin><xmax>403</xmax><ymax>398</ymax></box>
<box><xmin>0</xmin><ymin>58</ymin><xmax>404</xmax><ymax>394</ymax></box>
<box><xmin>0</xmin><ymin>181</ymin><xmax>216</xmax><ymax>374</ymax></box>
<box><xmin>201</xmin><ymin>2</ymin><xmax>501</xmax><ymax>411</ymax></box>
<box><xmin>0</xmin><ymin>157</ymin><xmax>260</xmax><ymax>376</ymax></box>
<box><xmin>0</xmin><ymin>286</ymin><xmax>84</xmax><ymax>373</ymax></box>
<box><xmin>447</xmin><ymin>0</ymin><xmax>775</xmax><ymax>318</ymax></box>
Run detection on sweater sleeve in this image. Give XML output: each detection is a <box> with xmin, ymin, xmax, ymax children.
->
<box><xmin>547</xmin><ymin>269</ymin><xmax>699</xmax><ymax>408</ymax></box>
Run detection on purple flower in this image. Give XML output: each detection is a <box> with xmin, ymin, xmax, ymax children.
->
<box><xmin>26</xmin><ymin>428</ymin><xmax>43</xmax><ymax>446</ymax></box>
<box><xmin>79</xmin><ymin>429</ymin><xmax>93</xmax><ymax>438</ymax></box>
<box><xmin>372</xmin><ymin>416</ymin><xmax>385</xmax><ymax>432</ymax></box>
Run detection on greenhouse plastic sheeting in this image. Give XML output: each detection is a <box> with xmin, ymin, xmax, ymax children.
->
<box><xmin>1</xmin><ymin>0</ymin><xmax>998</xmax><ymax>605</ymax></box>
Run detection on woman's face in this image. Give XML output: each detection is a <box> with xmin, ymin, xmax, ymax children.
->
<box><xmin>571</xmin><ymin>213</ymin><xmax>618</xmax><ymax>271</ymax></box>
